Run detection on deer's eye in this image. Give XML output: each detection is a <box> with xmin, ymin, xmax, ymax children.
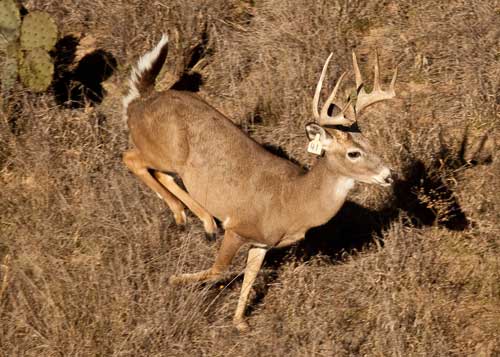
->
<box><xmin>347</xmin><ymin>151</ymin><xmax>362</xmax><ymax>159</ymax></box>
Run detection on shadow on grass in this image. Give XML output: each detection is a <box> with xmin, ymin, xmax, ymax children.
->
<box><xmin>264</xmin><ymin>128</ymin><xmax>493</xmax><ymax>265</ymax></box>
<box><xmin>52</xmin><ymin>35</ymin><xmax>117</xmax><ymax>108</ymax></box>
<box><xmin>246</xmin><ymin>129</ymin><xmax>493</xmax><ymax>316</ymax></box>
<box><xmin>170</xmin><ymin>23</ymin><xmax>211</xmax><ymax>92</ymax></box>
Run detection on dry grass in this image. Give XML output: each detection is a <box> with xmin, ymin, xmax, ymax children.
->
<box><xmin>1</xmin><ymin>0</ymin><xmax>498</xmax><ymax>356</ymax></box>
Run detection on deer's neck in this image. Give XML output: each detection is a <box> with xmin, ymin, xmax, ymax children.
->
<box><xmin>287</xmin><ymin>158</ymin><xmax>354</xmax><ymax>229</ymax></box>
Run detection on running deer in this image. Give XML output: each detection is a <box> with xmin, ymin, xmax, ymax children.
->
<box><xmin>123</xmin><ymin>34</ymin><xmax>397</xmax><ymax>331</ymax></box>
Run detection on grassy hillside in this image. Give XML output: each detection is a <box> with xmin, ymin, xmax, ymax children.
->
<box><xmin>1</xmin><ymin>0</ymin><xmax>498</xmax><ymax>355</ymax></box>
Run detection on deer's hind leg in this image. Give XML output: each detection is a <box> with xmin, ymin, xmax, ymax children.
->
<box><xmin>154</xmin><ymin>171</ymin><xmax>217</xmax><ymax>239</ymax></box>
<box><xmin>123</xmin><ymin>149</ymin><xmax>187</xmax><ymax>225</ymax></box>
<box><xmin>169</xmin><ymin>230</ymin><xmax>245</xmax><ymax>285</ymax></box>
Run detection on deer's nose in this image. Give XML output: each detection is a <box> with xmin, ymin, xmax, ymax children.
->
<box><xmin>384</xmin><ymin>169</ymin><xmax>397</xmax><ymax>185</ymax></box>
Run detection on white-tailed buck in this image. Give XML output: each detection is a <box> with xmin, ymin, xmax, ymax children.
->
<box><xmin>123</xmin><ymin>34</ymin><xmax>397</xmax><ymax>331</ymax></box>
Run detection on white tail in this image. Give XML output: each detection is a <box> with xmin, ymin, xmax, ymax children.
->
<box><xmin>123</xmin><ymin>37</ymin><xmax>397</xmax><ymax>331</ymax></box>
<box><xmin>123</xmin><ymin>33</ymin><xmax>169</xmax><ymax>119</ymax></box>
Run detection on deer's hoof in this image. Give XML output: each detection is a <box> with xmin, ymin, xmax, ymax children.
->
<box><xmin>204</xmin><ymin>232</ymin><xmax>217</xmax><ymax>242</ymax></box>
<box><xmin>233</xmin><ymin>319</ymin><xmax>250</xmax><ymax>332</ymax></box>
<box><xmin>168</xmin><ymin>275</ymin><xmax>182</xmax><ymax>286</ymax></box>
<box><xmin>174</xmin><ymin>210</ymin><xmax>187</xmax><ymax>225</ymax></box>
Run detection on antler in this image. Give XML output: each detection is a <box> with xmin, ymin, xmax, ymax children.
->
<box><xmin>312</xmin><ymin>53</ymin><xmax>353</xmax><ymax>126</ymax></box>
<box><xmin>352</xmin><ymin>51</ymin><xmax>397</xmax><ymax>115</ymax></box>
<box><xmin>312</xmin><ymin>51</ymin><xmax>397</xmax><ymax>126</ymax></box>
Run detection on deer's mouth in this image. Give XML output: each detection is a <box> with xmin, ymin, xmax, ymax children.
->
<box><xmin>381</xmin><ymin>175</ymin><xmax>394</xmax><ymax>186</ymax></box>
<box><xmin>372</xmin><ymin>168</ymin><xmax>393</xmax><ymax>187</ymax></box>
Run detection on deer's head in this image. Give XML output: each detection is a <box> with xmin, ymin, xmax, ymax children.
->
<box><xmin>306</xmin><ymin>51</ymin><xmax>397</xmax><ymax>187</ymax></box>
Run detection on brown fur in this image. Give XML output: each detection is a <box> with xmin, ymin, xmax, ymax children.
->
<box><xmin>126</xmin><ymin>90</ymin><xmax>390</xmax><ymax>247</ymax></box>
<box><xmin>123</xmin><ymin>39</ymin><xmax>394</xmax><ymax>330</ymax></box>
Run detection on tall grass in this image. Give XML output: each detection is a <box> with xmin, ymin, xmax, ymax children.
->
<box><xmin>1</xmin><ymin>0</ymin><xmax>498</xmax><ymax>355</ymax></box>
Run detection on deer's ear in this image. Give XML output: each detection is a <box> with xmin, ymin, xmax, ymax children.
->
<box><xmin>305</xmin><ymin>123</ymin><xmax>334</xmax><ymax>147</ymax></box>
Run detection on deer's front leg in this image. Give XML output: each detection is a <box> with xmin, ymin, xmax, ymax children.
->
<box><xmin>169</xmin><ymin>230</ymin><xmax>245</xmax><ymax>285</ymax></box>
<box><xmin>233</xmin><ymin>246</ymin><xmax>267</xmax><ymax>332</ymax></box>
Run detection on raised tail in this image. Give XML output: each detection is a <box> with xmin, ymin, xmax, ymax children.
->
<box><xmin>123</xmin><ymin>34</ymin><xmax>169</xmax><ymax>118</ymax></box>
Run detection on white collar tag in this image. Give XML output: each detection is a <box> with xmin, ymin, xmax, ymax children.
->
<box><xmin>307</xmin><ymin>134</ymin><xmax>323</xmax><ymax>155</ymax></box>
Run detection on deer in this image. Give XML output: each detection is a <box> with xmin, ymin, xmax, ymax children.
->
<box><xmin>122</xmin><ymin>34</ymin><xmax>397</xmax><ymax>331</ymax></box>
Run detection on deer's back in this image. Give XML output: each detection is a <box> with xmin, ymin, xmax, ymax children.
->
<box><xmin>127</xmin><ymin>90</ymin><xmax>302</xmax><ymax>240</ymax></box>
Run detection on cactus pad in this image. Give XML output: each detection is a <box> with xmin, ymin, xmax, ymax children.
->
<box><xmin>0</xmin><ymin>0</ymin><xmax>21</xmax><ymax>42</ymax></box>
<box><xmin>19</xmin><ymin>47</ymin><xmax>54</xmax><ymax>92</ymax></box>
<box><xmin>20</xmin><ymin>11</ymin><xmax>57</xmax><ymax>51</ymax></box>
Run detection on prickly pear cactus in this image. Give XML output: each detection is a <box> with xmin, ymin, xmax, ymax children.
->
<box><xmin>20</xmin><ymin>11</ymin><xmax>57</xmax><ymax>51</ymax></box>
<box><xmin>1</xmin><ymin>41</ymin><xmax>19</xmax><ymax>92</ymax></box>
<box><xmin>0</xmin><ymin>0</ymin><xmax>20</xmax><ymax>43</ymax></box>
<box><xmin>1</xmin><ymin>7</ymin><xmax>58</xmax><ymax>94</ymax></box>
<box><xmin>19</xmin><ymin>47</ymin><xmax>54</xmax><ymax>92</ymax></box>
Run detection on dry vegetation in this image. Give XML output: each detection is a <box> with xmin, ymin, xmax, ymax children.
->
<box><xmin>1</xmin><ymin>0</ymin><xmax>499</xmax><ymax>356</ymax></box>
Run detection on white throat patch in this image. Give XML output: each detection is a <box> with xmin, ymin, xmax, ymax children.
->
<box><xmin>335</xmin><ymin>177</ymin><xmax>355</xmax><ymax>197</ymax></box>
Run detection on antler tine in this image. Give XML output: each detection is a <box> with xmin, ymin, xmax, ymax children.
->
<box><xmin>373</xmin><ymin>50</ymin><xmax>381</xmax><ymax>92</ymax></box>
<box><xmin>320</xmin><ymin>71</ymin><xmax>346</xmax><ymax>118</ymax></box>
<box><xmin>312</xmin><ymin>53</ymin><xmax>355</xmax><ymax>126</ymax></box>
<box><xmin>352</xmin><ymin>51</ymin><xmax>363</xmax><ymax>91</ymax></box>
<box><xmin>312</xmin><ymin>53</ymin><xmax>334</xmax><ymax>120</ymax></box>
<box><xmin>354</xmin><ymin>50</ymin><xmax>398</xmax><ymax>115</ymax></box>
<box><xmin>390</xmin><ymin>65</ymin><xmax>398</xmax><ymax>92</ymax></box>
<box><xmin>319</xmin><ymin>71</ymin><xmax>354</xmax><ymax>126</ymax></box>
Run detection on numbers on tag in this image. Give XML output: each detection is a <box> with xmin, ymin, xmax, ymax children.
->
<box><xmin>307</xmin><ymin>134</ymin><xmax>323</xmax><ymax>155</ymax></box>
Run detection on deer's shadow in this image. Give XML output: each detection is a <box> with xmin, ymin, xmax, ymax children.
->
<box><xmin>52</xmin><ymin>35</ymin><xmax>117</xmax><ymax>108</ymax></box>
<box><xmin>234</xmin><ymin>129</ymin><xmax>492</xmax><ymax>316</ymax></box>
